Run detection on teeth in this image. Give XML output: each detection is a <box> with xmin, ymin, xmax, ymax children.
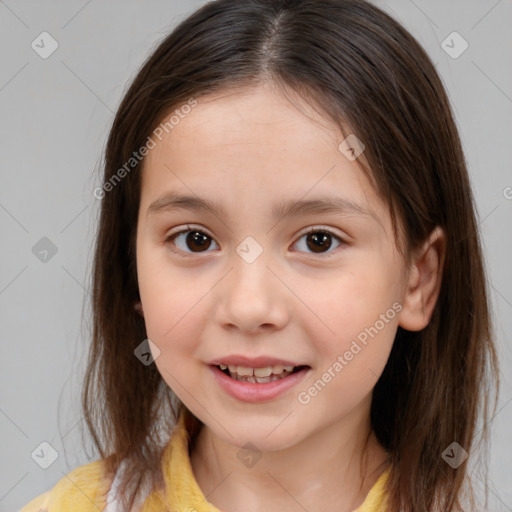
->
<box><xmin>237</xmin><ymin>366</ymin><xmax>254</xmax><ymax>376</ymax></box>
<box><xmin>218</xmin><ymin>363</ymin><xmax>300</xmax><ymax>381</ymax></box>
<box><xmin>254</xmin><ymin>366</ymin><xmax>272</xmax><ymax>377</ymax></box>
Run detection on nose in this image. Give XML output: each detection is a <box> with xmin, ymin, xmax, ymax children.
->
<box><xmin>214</xmin><ymin>249</ymin><xmax>290</xmax><ymax>334</ymax></box>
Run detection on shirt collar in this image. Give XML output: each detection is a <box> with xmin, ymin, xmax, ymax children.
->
<box><xmin>160</xmin><ymin>408</ymin><xmax>223</xmax><ymax>511</ymax></box>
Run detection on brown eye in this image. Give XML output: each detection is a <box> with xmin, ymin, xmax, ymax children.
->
<box><xmin>294</xmin><ymin>229</ymin><xmax>344</xmax><ymax>255</ymax></box>
<box><xmin>166</xmin><ymin>228</ymin><xmax>218</xmax><ymax>254</ymax></box>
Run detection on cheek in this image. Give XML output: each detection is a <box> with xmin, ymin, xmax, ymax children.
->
<box><xmin>318</xmin><ymin>312</ymin><xmax>397</xmax><ymax>372</ymax></box>
<box><xmin>141</xmin><ymin>282</ymin><xmax>207</xmax><ymax>354</ymax></box>
<box><xmin>308</xmin><ymin>263</ymin><xmax>401</xmax><ymax>372</ymax></box>
<box><xmin>136</xmin><ymin>247</ymin><xmax>201</xmax><ymax>345</ymax></box>
<box><xmin>309</xmin><ymin>319</ymin><xmax>396</xmax><ymax>415</ymax></box>
<box><xmin>140</xmin><ymin>271</ymin><xmax>206</xmax><ymax>386</ymax></box>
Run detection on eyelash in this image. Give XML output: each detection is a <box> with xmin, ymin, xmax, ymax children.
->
<box><xmin>164</xmin><ymin>224</ymin><xmax>345</xmax><ymax>258</ymax></box>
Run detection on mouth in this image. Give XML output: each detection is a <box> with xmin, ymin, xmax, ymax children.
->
<box><xmin>214</xmin><ymin>363</ymin><xmax>310</xmax><ymax>383</ymax></box>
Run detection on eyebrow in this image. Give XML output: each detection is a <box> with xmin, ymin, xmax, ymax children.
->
<box><xmin>146</xmin><ymin>193</ymin><xmax>378</xmax><ymax>222</ymax></box>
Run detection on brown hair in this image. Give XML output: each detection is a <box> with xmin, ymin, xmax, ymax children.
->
<box><xmin>83</xmin><ymin>0</ymin><xmax>500</xmax><ymax>510</ymax></box>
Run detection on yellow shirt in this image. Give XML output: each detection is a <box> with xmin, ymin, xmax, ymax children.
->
<box><xmin>20</xmin><ymin>412</ymin><xmax>391</xmax><ymax>512</ymax></box>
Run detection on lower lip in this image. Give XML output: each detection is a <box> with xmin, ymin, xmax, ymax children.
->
<box><xmin>209</xmin><ymin>365</ymin><xmax>310</xmax><ymax>403</ymax></box>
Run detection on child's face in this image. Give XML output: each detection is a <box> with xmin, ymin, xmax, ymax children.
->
<box><xmin>136</xmin><ymin>83</ymin><xmax>409</xmax><ymax>450</ymax></box>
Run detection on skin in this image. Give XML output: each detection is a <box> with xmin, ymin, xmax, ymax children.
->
<box><xmin>135</xmin><ymin>81</ymin><xmax>445</xmax><ymax>512</ymax></box>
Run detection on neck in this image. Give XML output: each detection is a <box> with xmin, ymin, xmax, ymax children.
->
<box><xmin>189</xmin><ymin>397</ymin><xmax>390</xmax><ymax>512</ymax></box>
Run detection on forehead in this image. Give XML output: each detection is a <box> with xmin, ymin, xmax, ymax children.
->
<box><xmin>150</xmin><ymin>84</ymin><xmax>346</xmax><ymax>163</ymax></box>
<box><xmin>139</xmin><ymin>83</ymin><xmax>390</xmax><ymax>230</ymax></box>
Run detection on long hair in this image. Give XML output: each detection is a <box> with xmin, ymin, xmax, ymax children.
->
<box><xmin>82</xmin><ymin>1</ymin><xmax>500</xmax><ymax>510</ymax></box>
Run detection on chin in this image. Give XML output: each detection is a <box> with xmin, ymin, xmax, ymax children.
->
<box><xmin>217</xmin><ymin>417</ymin><xmax>306</xmax><ymax>452</ymax></box>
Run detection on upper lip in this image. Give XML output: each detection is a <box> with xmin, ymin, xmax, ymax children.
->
<box><xmin>208</xmin><ymin>355</ymin><xmax>308</xmax><ymax>368</ymax></box>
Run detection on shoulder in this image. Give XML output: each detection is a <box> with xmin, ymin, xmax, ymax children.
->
<box><xmin>19</xmin><ymin>459</ymin><xmax>113</xmax><ymax>512</ymax></box>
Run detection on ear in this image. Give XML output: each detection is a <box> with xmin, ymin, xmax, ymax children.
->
<box><xmin>398</xmin><ymin>226</ymin><xmax>446</xmax><ymax>331</ymax></box>
<box><xmin>134</xmin><ymin>300</ymin><xmax>144</xmax><ymax>317</ymax></box>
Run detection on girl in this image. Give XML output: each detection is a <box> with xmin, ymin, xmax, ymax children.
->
<box><xmin>20</xmin><ymin>0</ymin><xmax>499</xmax><ymax>511</ymax></box>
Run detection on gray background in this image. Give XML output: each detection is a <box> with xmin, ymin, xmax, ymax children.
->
<box><xmin>0</xmin><ymin>1</ymin><xmax>511</xmax><ymax>511</ymax></box>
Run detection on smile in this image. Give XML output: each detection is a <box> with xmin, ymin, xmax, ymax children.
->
<box><xmin>210</xmin><ymin>364</ymin><xmax>311</xmax><ymax>402</ymax></box>
<box><xmin>217</xmin><ymin>364</ymin><xmax>308</xmax><ymax>383</ymax></box>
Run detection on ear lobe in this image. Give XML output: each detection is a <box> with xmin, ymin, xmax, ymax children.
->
<box><xmin>398</xmin><ymin>227</ymin><xmax>446</xmax><ymax>331</ymax></box>
<box><xmin>134</xmin><ymin>301</ymin><xmax>144</xmax><ymax>317</ymax></box>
